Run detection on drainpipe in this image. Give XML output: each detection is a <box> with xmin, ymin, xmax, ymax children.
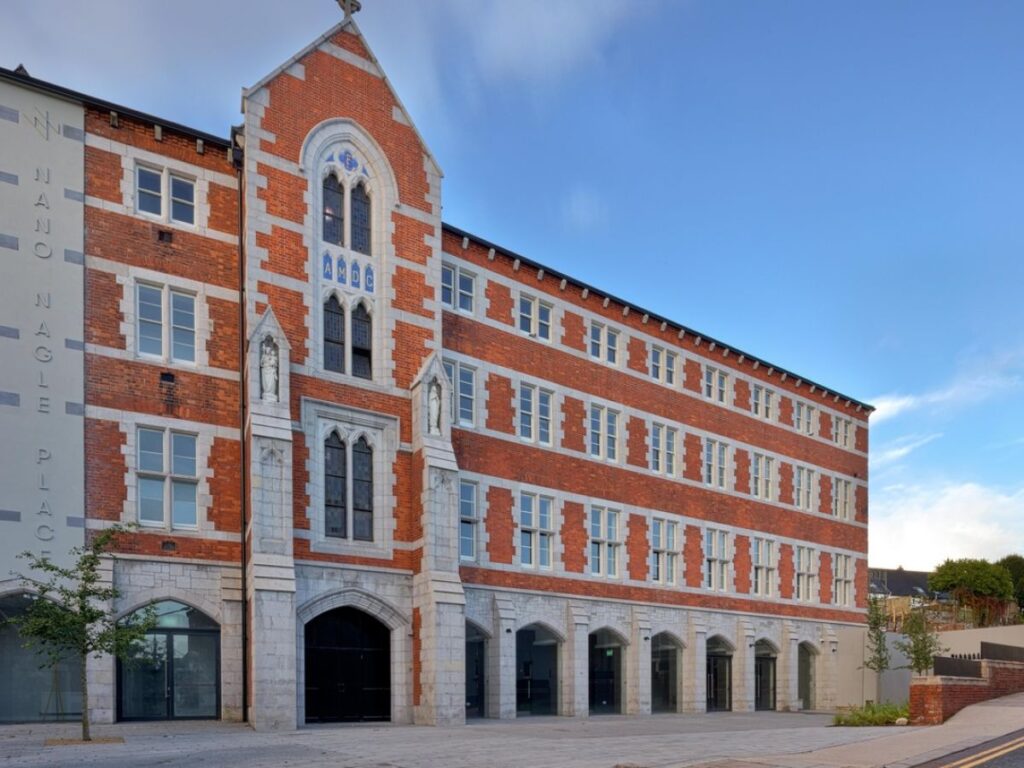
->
<box><xmin>231</xmin><ymin>128</ymin><xmax>249</xmax><ymax>724</ymax></box>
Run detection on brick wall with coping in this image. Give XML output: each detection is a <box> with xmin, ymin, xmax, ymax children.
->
<box><xmin>910</xmin><ymin>660</ymin><xmax>1024</xmax><ymax>724</ymax></box>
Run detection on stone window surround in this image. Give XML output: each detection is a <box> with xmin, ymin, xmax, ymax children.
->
<box><xmin>303</xmin><ymin>122</ymin><xmax>397</xmax><ymax>390</ymax></box>
<box><xmin>97</xmin><ymin>135</ymin><xmax>236</xmax><ymax>242</ymax></box>
<box><xmin>704</xmin><ymin>526</ymin><xmax>733</xmax><ymax>593</ymax></box>
<box><xmin>512</xmin><ymin>376</ymin><xmax>557</xmax><ymax>447</ymax></box>
<box><xmin>301</xmin><ymin>397</ymin><xmax>398</xmax><ymax>559</ymax></box>
<box><xmin>442</xmin><ymin>348</ymin><xmax>864</xmax><ymax>530</ymax></box>
<box><xmin>318</xmin><ymin>287</ymin><xmax>376</xmax><ymax>380</ymax></box>
<box><xmin>118</xmin><ymin>413</ymin><xmax>219</xmax><ymax>538</ymax></box>
<box><xmin>118</xmin><ymin>263</ymin><xmax>217</xmax><ymax>372</ymax></box>
<box><xmin>440</xmin><ymin>253</ymin><xmax>868</xmax><ymax>456</ymax></box>
<box><xmin>515</xmin><ymin>491</ymin><xmax>556</xmax><ymax>570</ymax></box>
<box><xmin>440</xmin><ymin>261</ymin><xmax>478</xmax><ymax>314</ymax></box>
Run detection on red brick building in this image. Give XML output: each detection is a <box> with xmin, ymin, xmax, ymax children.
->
<box><xmin>0</xmin><ymin>10</ymin><xmax>870</xmax><ymax>728</ymax></box>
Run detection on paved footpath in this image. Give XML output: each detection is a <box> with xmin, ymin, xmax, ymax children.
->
<box><xmin>2</xmin><ymin>695</ymin><xmax>1023</xmax><ymax>768</ymax></box>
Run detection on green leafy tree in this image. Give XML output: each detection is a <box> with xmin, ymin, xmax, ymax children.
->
<box><xmin>995</xmin><ymin>555</ymin><xmax>1024</xmax><ymax>607</ymax></box>
<box><xmin>929</xmin><ymin>558</ymin><xmax>1014</xmax><ymax>627</ymax></box>
<box><xmin>894</xmin><ymin>608</ymin><xmax>945</xmax><ymax>675</ymax></box>
<box><xmin>4</xmin><ymin>526</ymin><xmax>155</xmax><ymax>741</ymax></box>
<box><xmin>864</xmin><ymin>596</ymin><xmax>891</xmax><ymax>673</ymax></box>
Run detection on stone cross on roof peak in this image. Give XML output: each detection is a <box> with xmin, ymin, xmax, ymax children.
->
<box><xmin>337</xmin><ymin>0</ymin><xmax>362</xmax><ymax>20</ymax></box>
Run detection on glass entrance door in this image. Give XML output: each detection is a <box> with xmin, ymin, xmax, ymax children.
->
<box><xmin>706</xmin><ymin>655</ymin><xmax>732</xmax><ymax>711</ymax></box>
<box><xmin>516</xmin><ymin>625</ymin><xmax>558</xmax><ymax>715</ymax></box>
<box><xmin>650</xmin><ymin>633</ymin><xmax>679</xmax><ymax>713</ymax></box>
<box><xmin>754</xmin><ymin>656</ymin><xmax>776</xmax><ymax>711</ymax></box>
<box><xmin>118</xmin><ymin>601</ymin><xmax>220</xmax><ymax>721</ymax></box>
<box><xmin>465</xmin><ymin>623</ymin><xmax>486</xmax><ymax>719</ymax></box>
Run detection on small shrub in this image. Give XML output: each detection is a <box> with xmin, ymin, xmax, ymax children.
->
<box><xmin>833</xmin><ymin>701</ymin><xmax>909</xmax><ymax>726</ymax></box>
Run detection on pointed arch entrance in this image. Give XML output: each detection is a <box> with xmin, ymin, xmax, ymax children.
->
<box><xmin>798</xmin><ymin>641</ymin><xmax>818</xmax><ymax>710</ymax></box>
<box><xmin>754</xmin><ymin>639</ymin><xmax>778</xmax><ymax>711</ymax></box>
<box><xmin>516</xmin><ymin>623</ymin><xmax>560</xmax><ymax>716</ymax></box>
<box><xmin>706</xmin><ymin>635</ymin><xmax>733</xmax><ymax>712</ymax></box>
<box><xmin>650</xmin><ymin>632</ymin><xmax>683</xmax><ymax>713</ymax></box>
<box><xmin>465</xmin><ymin>620</ymin><xmax>488</xmax><ymax>719</ymax></box>
<box><xmin>305</xmin><ymin>605</ymin><xmax>390</xmax><ymax>722</ymax></box>
<box><xmin>589</xmin><ymin>627</ymin><xmax>627</xmax><ymax>715</ymax></box>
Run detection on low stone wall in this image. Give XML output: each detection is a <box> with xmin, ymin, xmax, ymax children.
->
<box><xmin>910</xmin><ymin>660</ymin><xmax>1024</xmax><ymax>724</ymax></box>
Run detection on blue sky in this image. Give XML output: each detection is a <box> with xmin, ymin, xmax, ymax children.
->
<box><xmin>5</xmin><ymin>0</ymin><xmax>1022</xmax><ymax>570</ymax></box>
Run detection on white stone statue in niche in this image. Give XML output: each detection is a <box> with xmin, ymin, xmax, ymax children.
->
<box><xmin>427</xmin><ymin>378</ymin><xmax>442</xmax><ymax>435</ymax></box>
<box><xmin>260</xmin><ymin>335</ymin><xmax>279</xmax><ymax>402</ymax></box>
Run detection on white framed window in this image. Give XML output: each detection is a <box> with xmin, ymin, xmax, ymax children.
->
<box><xmin>751</xmin><ymin>453</ymin><xmax>774</xmax><ymax>500</ymax></box>
<box><xmin>518</xmin><ymin>293</ymin><xmax>552</xmax><ymax>341</ymax></box>
<box><xmin>751</xmin><ymin>537</ymin><xmax>776</xmax><ymax>597</ymax></box>
<box><xmin>833</xmin><ymin>553</ymin><xmax>853</xmax><ymax>606</ymax></box>
<box><xmin>650</xmin><ymin>517</ymin><xmax>678</xmax><ymax>585</ymax></box>
<box><xmin>650</xmin><ymin>423</ymin><xmax>677</xmax><ymax>475</ymax></box>
<box><xmin>831</xmin><ymin>476</ymin><xmax>852</xmax><ymax>520</ymax></box>
<box><xmin>794</xmin><ymin>466</ymin><xmax>815</xmax><ymax>511</ymax></box>
<box><xmin>795</xmin><ymin>545</ymin><xmax>818</xmax><ymax>601</ymax></box>
<box><xmin>520</xmin><ymin>493</ymin><xmax>554</xmax><ymax>568</ymax></box>
<box><xmin>136</xmin><ymin>283</ymin><xmax>196</xmax><ymax>363</ymax></box>
<box><xmin>441</xmin><ymin>264</ymin><xmax>475</xmax><ymax>313</ymax></box>
<box><xmin>794</xmin><ymin>401</ymin><xmax>817</xmax><ymax>436</ymax></box>
<box><xmin>137</xmin><ymin>427</ymin><xmax>198</xmax><ymax>530</ymax></box>
<box><xmin>832</xmin><ymin>415</ymin><xmax>853</xmax><ymax>448</ymax></box>
<box><xmin>703</xmin><ymin>366</ymin><xmax>729</xmax><ymax>404</ymax></box>
<box><xmin>589</xmin><ymin>506</ymin><xmax>621</xmax><ymax>577</ymax></box>
<box><xmin>518</xmin><ymin>384</ymin><xmax>553</xmax><ymax>445</ymax></box>
<box><xmin>589</xmin><ymin>404</ymin><xmax>619</xmax><ymax>462</ymax></box>
<box><xmin>752</xmin><ymin>384</ymin><xmax>774</xmax><ymax>421</ymax></box>
<box><xmin>650</xmin><ymin>346</ymin><xmax>676</xmax><ymax>385</ymax></box>
<box><xmin>460</xmin><ymin>480</ymin><xmax>478</xmax><ymax>560</ymax></box>
<box><xmin>704</xmin><ymin>528</ymin><xmax>729</xmax><ymax>591</ymax></box>
<box><xmin>703</xmin><ymin>438</ymin><xmax>729</xmax><ymax>489</ymax></box>
<box><xmin>443</xmin><ymin>359</ymin><xmax>476</xmax><ymax>427</ymax></box>
<box><xmin>135</xmin><ymin>165</ymin><xmax>195</xmax><ymax>225</ymax></box>
<box><xmin>589</xmin><ymin>322</ymin><xmax>619</xmax><ymax>364</ymax></box>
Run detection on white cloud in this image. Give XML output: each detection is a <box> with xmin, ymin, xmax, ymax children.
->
<box><xmin>445</xmin><ymin>0</ymin><xmax>638</xmax><ymax>87</ymax></box>
<box><xmin>870</xmin><ymin>433</ymin><xmax>942</xmax><ymax>468</ymax></box>
<box><xmin>870</xmin><ymin>482</ymin><xmax>1024</xmax><ymax>570</ymax></box>
<box><xmin>871</xmin><ymin>361</ymin><xmax>1022</xmax><ymax>424</ymax></box>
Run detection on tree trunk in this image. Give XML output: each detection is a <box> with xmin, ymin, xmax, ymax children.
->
<box><xmin>80</xmin><ymin>652</ymin><xmax>90</xmax><ymax>742</ymax></box>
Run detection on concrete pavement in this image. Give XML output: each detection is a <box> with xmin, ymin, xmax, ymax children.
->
<box><xmin>2</xmin><ymin>694</ymin><xmax>1023</xmax><ymax>768</ymax></box>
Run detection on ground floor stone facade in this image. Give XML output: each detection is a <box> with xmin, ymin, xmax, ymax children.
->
<box><xmin>22</xmin><ymin>556</ymin><xmax>854</xmax><ymax>729</ymax></box>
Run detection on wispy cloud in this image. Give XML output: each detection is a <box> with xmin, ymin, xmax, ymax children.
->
<box><xmin>870</xmin><ymin>433</ymin><xmax>942</xmax><ymax>468</ymax></box>
<box><xmin>871</xmin><ymin>352</ymin><xmax>1023</xmax><ymax>424</ymax></box>
<box><xmin>870</xmin><ymin>482</ymin><xmax>1024</xmax><ymax>570</ymax></box>
<box><xmin>444</xmin><ymin>0</ymin><xmax>640</xmax><ymax>89</ymax></box>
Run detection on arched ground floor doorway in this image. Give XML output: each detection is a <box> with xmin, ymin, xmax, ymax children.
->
<box><xmin>650</xmin><ymin>632</ymin><xmax>681</xmax><ymax>713</ymax></box>
<box><xmin>516</xmin><ymin>623</ymin><xmax>559</xmax><ymax>716</ymax></box>
<box><xmin>798</xmin><ymin>641</ymin><xmax>817</xmax><ymax>711</ymax></box>
<box><xmin>754</xmin><ymin>640</ymin><xmax>777</xmax><ymax>711</ymax></box>
<box><xmin>465</xmin><ymin>621</ymin><xmax>487</xmax><ymax>719</ymax></box>
<box><xmin>706</xmin><ymin>635</ymin><xmax>733</xmax><ymax>712</ymax></box>
<box><xmin>0</xmin><ymin>593</ymin><xmax>82</xmax><ymax>723</ymax></box>
<box><xmin>305</xmin><ymin>605</ymin><xmax>390</xmax><ymax>722</ymax></box>
<box><xmin>118</xmin><ymin>600</ymin><xmax>220</xmax><ymax>721</ymax></box>
<box><xmin>589</xmin><ymin>628</ymin><xmax>625</xmax><ymax>715</ymax></box>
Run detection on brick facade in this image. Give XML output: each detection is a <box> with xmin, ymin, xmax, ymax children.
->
<box><xmin>0</xmin><ymin>10</ymin><xmax>871</xmax><ymax>731</ymax></box>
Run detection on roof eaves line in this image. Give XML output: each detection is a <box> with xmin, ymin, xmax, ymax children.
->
<box><xmin>0</xmin><ymin>67</ymin><xmax>231</xmax><ymax>148</ymax></box>
<box><xmin>441</xmin><ymin>222</ymin><xmax>874</xmax><ymax>413</ymax></box>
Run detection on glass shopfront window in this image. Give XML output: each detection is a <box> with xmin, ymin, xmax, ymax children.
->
<box><xmin>0</xmin><ymin>594</ymin><xmax>83</xmax><ymax>723</ymax></box>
